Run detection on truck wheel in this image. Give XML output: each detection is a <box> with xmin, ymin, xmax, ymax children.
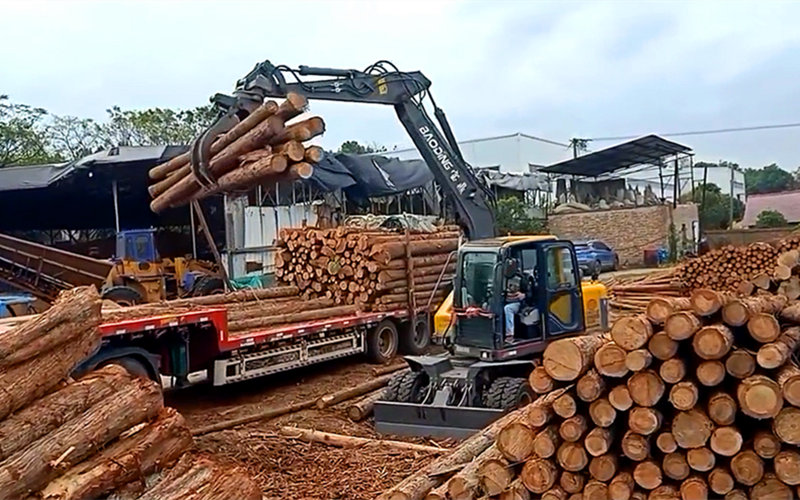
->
<box><xmin>395</xmin><ymin>371</ymin><xmax>428</xmax><ymax>404</ymax></box>
<box><xmin>102</xmin><ymin>286</ymin><xmax>143</xmax><ymax>307</ymax></box>
<box><xmin>382</xmin><ymin>372</ymin><xmax>406</xmax><ymax>401</ymax></box>
<box><xmin>483</xmin><ymin>377</ymin><xmax>534</xmax><ymax>410</ymax></box>
<box><xmin>191</xmin><ymin>275</ymin><xmax>225</xmax><ymax>297</ymax></box>
<box><xmin>103</xmin><ymin>357</ymin><xmax>152</xmax><ymax>380</ymax></box>
<box><xmin>399</xmin><ymin>315</ymin><xmax>431</xmax><ymax>355</ymax></box>
<box><xmin>367</xmin><ymin>320</ymin><xmax>399</xmax><ymax>364</ymax></box>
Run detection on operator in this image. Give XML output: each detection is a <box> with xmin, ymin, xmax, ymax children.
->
<box><xmin>504</xmin><ymin>274</ymin><xmax>525</xmax><ymax>344</ymax></box>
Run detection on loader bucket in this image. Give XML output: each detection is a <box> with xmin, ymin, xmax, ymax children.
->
<box><xmin>373</xmin><ymin>400</ymin><xmax>505</xmax><ymax>439</ymax></box>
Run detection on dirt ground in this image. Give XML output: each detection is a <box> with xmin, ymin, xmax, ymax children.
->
<box><xmin>168</xmin><ymin>356</ymin><xmax>450</xmax><ymax>500</ymax></box>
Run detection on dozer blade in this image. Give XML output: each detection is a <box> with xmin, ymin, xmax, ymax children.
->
<box><xmin>373</xmin><ymin>401</ymin><xmax>505</xmax><ymax>439</ymax></box>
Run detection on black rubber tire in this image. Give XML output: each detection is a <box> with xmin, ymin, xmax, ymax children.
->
<box><xmin>102</xmin><ymin>286</ymin><xmax>144</xmax><ymax>307</ymax></box>
<box><xmin>366</xmin><ymin>319</ymin><xmax>399</xmax><ymax>364</ymax></box>
<box><xmin>191</xmin><ymin>275</ymin><xmax>225</xmax><ymax>297</ymax></box>
<box><xmin>483</xmin><ymin>377</ymin><xmax>534</xmax><ymax>410</ymax></box>
<box><xmin>399</xmin><ymin>315</ymin><xmax>431</xmax><ymax>355</ymax></box>
<box><xmin>613</xmin><ymin>255</ymin><xmax>620</xmax><ymax>271</ymax></box>
<box><xmin>394</xmin><ymin>371</ymin><xmax>428</xmax><ymax>404</ymax></box>
<box><xmin>103</xmin><ymin>357</ymin><xmax>152</xmax><ymax>380</ymax></box>
<box><xmin>382</xmin><ymin>372</ymin><xmax>405</xmax><ymax>401</ymax></box>
<box><xmin>594</xmin><ymin>259</ymin><xmax>603</xmax><ymax>274</ymax></box>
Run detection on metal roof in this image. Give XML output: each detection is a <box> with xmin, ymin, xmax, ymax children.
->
<box><xmin>541</xmin><ymin>135</ymin><xmax>691</xmax><ymax>177</ymax></box>
<box><xmin>741</xmin><ymin>190</ymin><xmax>800</xmax><ymax>227</ymax></box>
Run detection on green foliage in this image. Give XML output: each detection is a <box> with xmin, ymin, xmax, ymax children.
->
<box><xmin>338</xmin><ymin>140</ymin><xmax>387</xmax><ymax>154</ymax></box>
<box><xmin>102</xmin><ymin>105</ymin><xmax>217</xmax><ymax>146</ymax></box>
<box><xmin>46</xmin><ymin>115</ymin><xmax>106</xmax><ymax>160</ymax></box>
<box><xmin>755</xmin><ymin>209</ymin><xmax>789</xmax><ymax>228</ymax></box>
<box><xmin>744</xmin><ymin>163</ymin><xmax>797</xmax><ymax>195</ymax></box>
<box><xmin>0</xmin><ymin>95</ymin><xmax>61</xmax><ymax>166</ymax></box>
<box><xmin>680</xmin><ymin>182</ymin><xmax>744</xmax><ymax>230</ymax></box>
<box><xmin>495</xmin><ymin>196</ymin><xmax>545</xmax><ymax>235</ymax></box>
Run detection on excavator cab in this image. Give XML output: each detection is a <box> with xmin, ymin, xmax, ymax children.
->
<box><xmin>375</xmin><ymin>236</ymin><xmax>608</xmax><ymax>438</ymax></box>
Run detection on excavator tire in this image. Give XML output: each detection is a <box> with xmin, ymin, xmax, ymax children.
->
<box><xmin>483</xmin><ymin>377</ymin><xmax>534</xmax><ymax>410</ymax></box>
<box><xmin>382</xmin><ymin>371</ymin><xmax>406</xmax><ymax>402</ymax></box>
<box><xmin>394</xmin><ymin>371</ymin><xmax>428</xmax><ymax>404</ymax></box>
<box><xmin>399</xmin><ymin>315</ymin><xmax>431</xmax><ymax>355</ymax></box>
<box><xmin>102</xmin><ymin>286</ymin><xmax>144</xmax><ymax>307</ymax></box>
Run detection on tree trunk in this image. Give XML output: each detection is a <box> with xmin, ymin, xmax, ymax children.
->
<box><xmin>659</xmin><ymin>358</ymin><xmax>686</xmax><ymax>384</ymax></box>
<box><xmin>477</xmin><ymin>452</ymin><xmax>514</xmax><ymax>496</ymax></box>
<box><xmin>371</xmin><ymin>240</ymin><xmax>460</xmax><ymax>265</ymax></box>
<box><xmin>672</xmin><ymin>409</ymin><xmax>713</xmax><ymax>449</ymax></box>
<box><xmin>778</xmin><ymin>363</ymin><xmax>800</xmax><ymax>407</ymax></box>
<box><xmin>680</xmin><ymin>475</ymin><xmax>708</xmax><ymax>500</ymax></box>
<box><xmin>584</xmin><ymin>427</ymin><xmax>613</xmax><ymax>457</ymax></box>
<box><xmin>753</xmin><ymin>430</ymin><xmax>782</xmax><ymax>459</ymax></box>
<box><xmin>708</xmin><ymin>467</ymin><xmax>735</xmax><ymax>496</ymax></box>
<box><xmin>647</xmin><ymin>332</ymin><xmax>678</xmax><ymax>360</ymax></box>
<box><xmin>288</xmin><ymin>161</ymin><xmax>314</xmax><ymax>180</ymax></box>
<box><xmin>346</xmin><ymin>388</ymin><xmax>384</xmax><ymax>422</ymax></box>
<box><xmin>589</xmin><ymin>453</ymin><xmax>617</xmax><ymax>482</ymax></box>
<box><xmin>279</xmin><ymin>426</ymin><xmax>446</xmax><ymax>454</ymax></box>
<box><xmin>227</xmin><ymin>297</ymin><xmax>333</xmax><ymax>321</ymax></box>
<box><xmin>304</xmin><ymin>145</ymin><xmax>324</xmax><ymax>163</ymax></box>
<box><xmin>730</xmin><ymin>450</ymin><xmax>764</xmax><ymax>486</ymax></box>
<box><xmin>520</xmin><ymin>458</ymin><xmax>558</xmax><ymax>494</ymax></box>
<box><xmin>690</xmin><ymin>288</ymin><xmax>733</xmax><ymax>316</ymax></box>
<box><xmin>707</xmin><ymin>391</ymin><xmax>737</xmax><ymax>426</ymax></box>
<box><xmin>646</xmin><ymin>297</ymin><xmax>691</xmax><ymax>325</ymax></box>
<box><xmin>757</xmin><ymin>326</ymin><xmax>800</xmax><ymax>369</ymax></box>
<box><xmin>748</xmin><ymin>312</ymin><xmax>782</xmax><ymax>343</ymax></box>
<box><xmin>664</xmin><ymin>311</ymin><xmax>702</xmax><ymax>341</ymax></box>
<box><xmin>710</xmin><ymin>426</ymin><xmax>743</xmax><ymax>457</ymax></box>
<box><xmin>633</xmin><ymin>460</ymin><xmax>662</xmax><ymax>490</ymax></box>
<box><xmin>544</xmin><ymin>334</ymin><xmax>609</xmax><ymax>381</ymax></box>
<box><xmin>773</xmin><ymin>450</ymin><xmax>800</xmax><ymax>486</ymax></box>
<box><xmin>529</xmin><ymin>366</ymin><xmax>555</xmax><ymax>393</ymax></box>
<box><xmin>737</xmin><ymin>375</ymin><xmax>783</xmax><ymax>419</ymax></box>
<box><xmin>628</xmin><ymin>407</ymin><xmax>662</xmax><ymax>435</ymax></box>
<box><xmin>669</xmin><ymin>381</ymin><xmax>699</xmax><ymax>411</ymax></box>
<box><xmin>559</xmin><ymin>415</ymin><xmax>588</xmax><ymax>443</ymax></box>
<box><xmin>273</xmin><ymin>140</ymin><xmax>305</xmax><ymax>162</ymax></box>
<box><xmin>594</xmin><ymin>342</ymin><xmax>629</xmax><ymax>378</ymax></box>
<box><xmin>191</xmin><ymin>153</ymin><xmax>288</xmax><ymax>200</ymax></box>
<box><xmin>541</xmin><ymin>486</ymin><xmax>567</xmax><ymax>500</ymax></box>
<box><xmin>35</xmin><ymin>407</ymin><xmax>192</xmax><ymax>500</ymax></box>
<box><xmin>584</xmin><ymin>480</ymin><xmax>609</xmax><ymax>500</ymax></box>
<box><xmin>693</xmin><ymin>324</ymin><xmax>734</xmax><ymax>360</ymax></box>
<box><xmin>588</xmin><ymin>398</ymin><xmax>616</xmax><ymax>428</ymax></box>
<box><xmin>696</xmin><ymin>360</ymin><xmax>726</xmax><ymax>386</ymax></box>
<box><xmin>498</xmin><ymin>478</ymin><xmax>530</xmax><ymax>500</ymax></box>
<box><xmin>496</xmin><ymin>422</ymin><xmax>536</xmax><ymax>462</ymax></box>
<box><xmin>382</xmin><ymin>253</ymin><xmax>455</xmax><ymax>270</ymax></box>
<box><xmin>722</xmin><ymin>295</ymin><xmax>788</xmax><ymax>327</ymax></box>
<box><xmin>725</xmin><ymin>349</ymin><xmax>756</xmax><ymax>379</ymax></box>
<box><xmin>553</xmin><ymin>392</ymin><xmax>578</xmax><ymax>418</ymax></box>
<box><xmin>377</xmin><ymin>264</ymin><xmax>455</xmax><ymax>284</ymax></box>
<box><xmin>559</xmin><ymin>471</ymin><xmax>585</xmax><ymax>494</ymax></box>
<box><xmin>316</xmin><ymin>372</ymin><xmax>401</xmax><ymax>409</ymax></box>
<box><xmin>608</xmin><ymin>472</ymin><xmax>634</xmax><ymax>500</ymax></box>
<box><xmin>576</xmin><ymin>368</ymin><xmax>605</xmax><ymax>402</ymax></box>
<box><xmin>0</xmin><ymin>377</ymin><xmax>162</xmax><ymax>500</ymax></box>
<box><xmin>750</xmin><ymin>473</ymin><xmax>793</xmax><ymax>500</ymax></box>
<box><xmin>656</xmin><ymin>430</ymin><xmax>678</xmax><ymax>454</ymax></box>
<box><xmin>625</xmin><ymin>349</ymin><xmax>652</xmax><ymax>372</ymax></box>
<box><xmin>780</xmin><ymin>301</ymin><xmax>800</xmax><ymax>323</ymax></box>
<box><xmin>621</xmin><ymin>430</ymin><xmax>650</xmax><ymax>461</ymax></box>
<box><xmin>627</xmin><ymin>370</ymin><xmax>665</xmax><ymax>407</ymax></box>
<box><xmin>229</xmin><ymin>304</ymin><xmax>359</xmax><ymax>332</ymax></box>
<box><xmin>533</xmin><ymin>424</ymin><xmax>560</xmax><ymax>459</ymax></box>
<box><xmin>556</xmin><ymin>442</ymin><xmax>588</xmax><ymax>472</ymax></box>
<box><xmin>773</xmin><ymin>407</ymin><xmax>800</xmax><ymax>445</ymax></box>
<box><xmin>611</xmin><ymin>314</ymin><xmax>653</xmax><ymax>350</ymax></box>
<box><xmin>662</xmin><ymin>452</ymin><xmax>690</xmax><ymax>481</ymax></box>
<box><xmin>269</xmin><ymin>116</ymin><xmax>325</xmax><ymax>145</ymax></box>
<box><xmin>608</xmin><ymin>384</ymin><xmax>633</xmax><ymax>411</ymax></box>
<box><xmin>686</xmin><ymin>447</ymin><xmax>715</xmax><ymax>472</ymax></box>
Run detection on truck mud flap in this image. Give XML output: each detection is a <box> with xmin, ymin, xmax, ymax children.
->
<box><xmin>373</xmin><ymin>401</ymin><xmax>505</xmax><ymax>439</ymax></box>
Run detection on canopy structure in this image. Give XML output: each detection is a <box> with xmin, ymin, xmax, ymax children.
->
<box><xmin>541</xmin><ymin>135</ymin><xmax>691</xmax><ymax>177</ymax></box>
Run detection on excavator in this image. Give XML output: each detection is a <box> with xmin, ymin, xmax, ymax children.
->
<box><xmin>190</xmin><ymin>60</ymin><xmax>608</xmax><ymax>438</ymax></box>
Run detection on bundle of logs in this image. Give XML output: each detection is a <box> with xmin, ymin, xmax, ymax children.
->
<box><xmin>275</xmin><ymin>225</ymin><xmax>459</xmax><ymax>311</ymax></box>
<box><xmin>678</xmin><ymin>234</ymin><xmax>800</xmax><ymax>293</ymax></box>
<box><xmin>147</xmin><ymin>92</ymin><xmax>324</xmax><ymax>212</ymax></box>
<box><xmin>381</xmin><ymin>289</ymin><xmax>800</xmax><ymax>500</ymax></box>
<box><xmin>0</xmin><ymin>286</ymin><xmax>261</xmax><ymax>500</ymax></box>
<box><xmin>604</xmin><ymin>269</ymin><xmax>684</xmax><ymax>319</ymax></box>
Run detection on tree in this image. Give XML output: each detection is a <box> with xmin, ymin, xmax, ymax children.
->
<box><xmin>495</xmin><ymin>196</ymin><xmax>545</xmax><ymax>235</ymax></box>
<box><xmin>0</xmin><ymin>95</ymin><xmax>60</xmax><ymax>167</ymax></box>
<box><xmin>681</xmin><ymin>183</ymin><xmax>744</xmax><ymax>230</ymax></box>
<box><xmin>102</xmin><ymin>105</ymin><xmax>217</xmax><ymax>146</ymax></box>
<box><xmin>338</xmin><ymin>140</ymin><xmax>387</xmax><ymax>154</ymax></box>
<box><xmin>744</xmin><ymin>163</ymin><xmax>797</xmax><ymax>195</ymax></box>
<box><xmin>46</xmin><ymin>115</ymin><xmax>107</xmax><ymax>161</ymax></box>
<box><xmin>755</xmin><ymin>209</ymin><xmax>789</xmax><ymax>228</ymax></box>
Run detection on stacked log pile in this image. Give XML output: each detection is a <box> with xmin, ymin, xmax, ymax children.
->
<box><xmin>380</xmin><ymin>288</ymin><xmax>800</xmax><ymax>500</ymax></box>
<box><xmin>0</xmin><ymin>286</ymin><xmax>260</xmax><ymax>500</ymax></box>
<box><xmin>678</xmin><ymin>235</ymin><xmax>800</xmax><ymax>293</ymax></box>
<box><xmin>147</xmin><ymin>92</ymin><xmax>323</xmax><ymax>212</ymax></box>
<box><xmin>275</xmin><ymin>225</ymin><xmax>459</xmax><ymax>311</ymax></box>
<box><xmin>604</xmin><ymin>269</ymin><xmax>684</xmax><ymax>318</ymax></box>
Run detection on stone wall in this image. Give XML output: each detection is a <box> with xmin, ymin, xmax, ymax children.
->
<box><xmin>548</xmin><ymin>204</ymin><xmax>699</xmax><ymax>267</ymax></box>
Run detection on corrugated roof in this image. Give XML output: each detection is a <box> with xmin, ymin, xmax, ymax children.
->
<box><xmin>742</xmin><ymin>190</ymin><xmax>800</xmax><ymax>227</ymax></box>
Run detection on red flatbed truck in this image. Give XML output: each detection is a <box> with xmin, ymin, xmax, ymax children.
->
<box><xmin>78</xmin><ymin>306</ymin><xmax>429</xmax><ymax>386</ymax></box>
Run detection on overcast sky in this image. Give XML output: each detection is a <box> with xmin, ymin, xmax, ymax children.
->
<box><xmin>2</xmin><ymin>0</ymin><xmax>799</xmax><ymax>170</ymax></box>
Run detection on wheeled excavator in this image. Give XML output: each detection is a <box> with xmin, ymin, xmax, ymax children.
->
<box><xmin>190</xmin><ymin>60</ymin><xmax>608</xmax><ymax>438</ymax></box>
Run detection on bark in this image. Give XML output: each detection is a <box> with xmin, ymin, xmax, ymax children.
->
<box><xmin>693</xmin><ymin>324</ymin><xmax>734</xmax><ymax>360</ymax></box>
<box><xmin>227</xmin><ymin>297</ymin><xmax>333</xmax><ymax>321</ymax></box>
<box><xmin>370</xmin><ymin>239</ymin><xmax>460</xmax><ymax>264</ymax></box>
<box><xmin>686</xmin><ymin>447</ymin><xmax>715</xmax><ymax>472</ymax></box>
<box><xmin>753</xmin><ymin>430</ymin><xmax>782</xmax><ymax>459</ymax></box>
<box><xmin>499</xmin><ymin>478</ymin><xmax>530</xmax><ymax>500</ymax></box>
<box><xmin>608</xmin><ymin>384</ymin><xmax>633</xmax><ymax>411</ymax></box>
<box><xmin>628</xmin><ymin>407</ymin><xmax>662</xmax><ymax>435</ymax></box>
<box><xmin>710</xmin><ymin>426</ymin><xmax>743</xmax><ymax>457</ymax></box>
<box><xmin>36</xmin><ymin>407</ymin><xmax>192</xmax><ymax>500</ymax></box>
<box><xmin>316</xmin><ymin>372</ymin><xmax>401</xmax><ymax>409</ymax></box>
<box><xmin>696</xmin><ymin>360</ymin><xmax>726</xmax><ymax>387</ymax></box>
<box><xmin>627</xmin><ymin>370</ymin><xmax>665</xmax><ymax>407</ymax></box>
<box><xmin>377</xmin><ymin>264</ymin><xmax>456</xmax><ymax>284</ymax></box>
<box><xmin>584</xmin><ymin>427</ymin><xmax>613</xmax><ymax>457</ymax></box>
<box><xmin>382</xmin><ymin>252</ymin><xmax>456</xmax><ymax>270</ymax></box>
<box><xmin>757</xmin><ymin>326</ymin><xmax>800</xmax><ymax>369</ymax></box>
<box><xmin>588</xmin><ymin>398</ymin><xmax>616</xmax><ymax>428</ymax></box>
<box><xmin>708</xmin><ymin>467</ymin><xmax>735</xmax><ymax>495</ymax></box>
<box><xmin>532</xmin><ymin>424</ymin><xmax>560</xmax><ymax>459</ymax></box>
<box><xmin>690</xmin><ymin>288</ymin><xmax>733</xmax><ymax>316</ymax></box>
<box><xmin>645</xmin><ymin>297</ymin><xmax>691</xmax><ymax>325</ymax></box>
<box><xmin>443</xmin><ymin>445</ymin><xmax>500</xmax><ymax>500</ymax></box>
<box><xmin>0</xmin><ymin>326</ymin><xmax>99</xmax><ymax>421</ymax></box>
<box><xmin>730</xmin><ymin>450</ymin><xmax>764</xmax><ymax>486</ymax></box>
<box><xmin>556</xmin><ymin>442</ymin><xmax>588</xmax><ymax>472</ymax></box>
<box><xmin>707</xmin><ymin>391</ymin><xmax>737</xmax><ymax>426</ymax></box>
<box><xmin>725</xmin><ymin>490</ymin><xmax>747</xmax><ymax>500</ymax></box>
<box><xmin>589</xmin><ymin>453</ymin><xmax>617</xmax><ymax>482</ymax></box>
<box><xmin>576</xmin><ymin>368</ymin><xmax>605</xmax><ymax>402</ymax></box>
<box><xmin>669</xmin><ymin>381</ymin><xmax>699</xmax><ymax>411</ymax></box>
<box><xmin>773</xmin><ymin>407</ymin><xmax>800</xmax><ymax>445</ymax></box>
<box><xmin>520</xmin><ymin>457</ymin><xmax>558</xmax><ymax>493</ymax></box>
<box><xmin>229</xmin><ymin>304</ymin><xmax>359</xmax><ymax>332</ymax></box>
<box><xmin>544</xmin><ymin>334</ymin><xmax>609</xmax><ymax>381</ymax></box>
<box><xmin>346</xmin><ymin>388</ymin><xmax>384</xmax><ymax>422</ymax></box>
<box><xmin>0</xmin><ymin>364</ymin><xmax>128</xmax><ymax>461</ymax></box>
<box><xmin>664</xmin><ymin>311</ymin><xmax>702</xmax><ymax>341</ymax></box>
<box><xmin>659</xmin><ymin>358</ymin><xmax>686</xmax><ymax>384</ymax></box>
<box><xmin>621</xmin><ymin>431</ymin><xmax>650</xmax><ymax>461</ymax></box>
<box><xmin>747</xmin><ymin>312</ymin><xmax>782</xmax><ymax>343</ymax></box>
<box><xmin>625</xmin><ymin>349</ymin><xmax>653</xmax><ymax>372</ymax></box>
<box><xmin>477</xmin><ymin>452</ymin><xmax>514</xmax><ymax>496</ymax></box>
<box><xmin>722</xmin><ymin>295</ymin><xmax>788</xmax><ymax>327</ymax></box>
<box><xmin>610</xmin><ymin>314</ymin><xmax>653</xmax><ymax>350</ymax></box>
<box><xmin>0</xmin><ymin>377</ymin><xmax>162</xmax><ymax>500</ymax></box>
<box><xmin>190</xmin><ymin>153</ymin><xmax>288</xmax><ymax>200</ymax></box>
<box><xmin>780</xmin><ymin>301</ymin><xmax>800</xmax><ymax>323</ymax></box>
<box><xmin>778</xmin><ymin>276</ymin><xmax>800</xmax><ymax>300</ymax></box>
<box><xmin>279</xmin><ymin>426</ymin><xmax>446</xmax><ymax>453</ymax></box>
<box><xmin>662</xmin><ymin>452</ymin><xmax>690</xmax><ymax>481</ymax></box>
<box><xmin>594</xmin><ymin>342</ymin><xmax>629</xmax><ymax>378</ymax></box>
<box><xmin>672</xmin><ymin>409</ymin><xmax>713</xmax><ymax>449</ymax></box>
<box><xmin>647</xmin><ymin>332</ymin><xmax>678</xmax><ymax>361</ymax></box>
<box><xmin>778</xmin><ymin>363</ymin><xmax>800</xmax><ymax>407</ymax></box>
<box><xmin>633</xmin><ymin>460</ymin><xmax>662</xmax><ymax>490</ymax></box>
<box><xmin>737</xmin><ymin>375</ymin><xmax>783</xmax><ymax>419</ymax></box>
<box><xmin>725</xmin><ymin>349</ymin><xmax>756</xmax><ymax>379</ymax></box>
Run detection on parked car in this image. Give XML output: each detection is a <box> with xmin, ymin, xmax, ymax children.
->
<box><xmin>574</xmin><ymin>240</ymin><xmax>619</xmax><ymax>273</ymax></box>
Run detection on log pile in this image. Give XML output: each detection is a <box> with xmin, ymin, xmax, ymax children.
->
<box><xmin>0</xmin><ymin>286</ymin><xmax>260</xmax><ymax>500</ymax></box>
<box><xmin>380</xmin><ymin>286</ymin><xmax>800</xmax><ymax>499</ymax></box>
<box><xmin>604</xmin><ymin>269</ymin><xmax>684</xmax><ymax>318</ymax></box>
<box><xmin>147</xmin><ymin>92</ymin><xmax>323</xmax><ymax>212</ymax></box>
<box><xmin>678</xmin><ymin>235</ymin><xmax>800</xmax><ymax>293</ymax></box>
<box><xmin>275</xmin><ymin>225</ymin><xmax>459</xmax><ymax>310</ymax></box>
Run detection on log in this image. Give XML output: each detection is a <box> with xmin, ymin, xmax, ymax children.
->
<box><xmin>273</xmin><ymin>140</ymin><xmax>305</xmax><ymax>162</ymax></box>
<box><xmin>35</xmin><ymin>407</ymin><xmax>192</xmax><ymax>500</ymax></box>
<box><xmin>227</xmin><ymin>297</ymin><xmax>333</xmax><ymax>321</ymax></box>
<box><xmin>0</xmin><ymin>286</ymin><xmax>100</xmax><ymax>366</ymax></box>
<box><xmin>669</xmin><ymin>381</ymin><xmax>699</xmax><ymax>411</ymax></box>
<box><xmin>690</xmin><ymin>288</ymin><xmax>733</xmax><ymax>316</ymax></box>
<box><xmin>541</xmin><ymin>486</ymin><xmax>567</xmax><ymax>500</ymax></box>
<box><xmin>584</xmin><ymin>480</ymin><xmax>609</xmax><ymax>500</ymax></box>
<box><xmin>589</xmin><ymin>454</ymin><xmax>617</xmax><ymax>482</ymax></box>
<box><xmin>499</xmin><ymin>479</ymin><xmax>530</xmax><ymax>500</ymax></box>
<box><xmin>371</xmin><ymin>239</ymin><xmax>460</xmax><ymax>265</ymax></box>
<box><xmin>611</xmin><ymin>315</ymin><xmax>653</xmax><ymax>351</ymax></box>
<box><xmin>588</xmin><ymin>398</ymin><xmax>616</xmax><ymax>428</ymax></box>
<box><xmin>774</xmin><ymin>450</ymin><xmax>800</xmax><ymax>486</ymax></box>
<box><xmin>753</xmin><ymin>430</ymin><xmax>782</xmax><ymax>459</ymax></box>
<box><xmin>724</xmin><ymin>489</ymin><xmax>747</xmax><ymax>500</ymax></box>
<box><xmin>633</xmin><ymin>460</ymin><xmax>662</xmax><ymax>490</ymax></box>
<box><xmin>229</xmin><ymin>304</ymin><xmax>359</xmax><ymax>332</ymax></box>
<box><xmin>576</xmin><ymin>369</ymin><xmax>605</xmax><ymax>402</ymax></box>
<box><xmin>608</xmin><ymin>384</ymin><xmax>633</xmax><ymax>411</ymax></box>
<box><xmin>708</xmin><ymin>467</ymin><xmax>735</xmax><ymax>496</ymax></box>
<box><xmin>686</xmin><ymin>447</ymin><xmax>715</xmax><ymax>472</ymax></box>
<box><xmin>777</xmin><ymin>363</ymin><xmax>800</xmax><ymax>406</ymax></box>
<box><xmin>710</xmin><ymin>426</ymin><xmax>743</xmax><ymax>457</ymax></box>
<box><xmin>269</xmin><ymin>116</ymin><xmax>325</xmax><ymax>145</ymax></box>
<box><xmin>304</xmin><ymin>145</ymin><xmax>324</xmax><ymax>163</ymax></box>
<box><xmin>191</xmin><ymin>153</ymin><xmax>288</xmax><ymax>199</ymax></box>
<box><xmin>520</xmin><ymin>458</ymin><xmax>558</xmax><ymax>494</ymax></box>
<box><xmin>594</xmin><ymin>342</ymin><xmax>629</xmax><ymax>378</ymax></box>
<box><xmin>544</xmin><ymin>335</ymin><xmax>609</xmax><ymax>381</ymax></box>
<box><xmin>752</xmin><ymin>272</ymin><xmax>772</xmax><ymax>290</ymax></box>
<box><xmin>693</xmin><ymin>324</ymin><xmax>734</xmax><ymax>360</ymax></box>
<box><xmin>440</xmin><ymin>447</ymin><xmax>505</xmax><ymax>500</ymax></box>
<box><xmin>553</xmin><ymin>392</ymin><xmax>578</xmax><ymax>418</ymax></box>
<box><xmin>560</xmin><ymin>415</ymin><xmax>588</xmax><ymax>443</ymax></box>
<box><xmin>377</xmin><ymin>263</ymin><xmax>456</xmax><ymax>283</ymax></box>
<box><xmin>672</xmin><ymin>409</ymin><xmax>713</xmax><ymax>449</ymax></box>
<box><xmin>279</xmin><ymin>426</ymin><xmax>446</xmax><ymax>454</ymax></box>
<box><xmin>737</xmin><ymin>375</ymin><xmax>783</xmax><ymax>419</ymax></box>
<box><xmin>750</xmin><ymin>473</ymin><xmax>793</xmax><ymax>500</ymax></box>
<box><xmin>725</xmin><ymin>349</ymin><xmax>756</xmax><ymax>379</ymax></box>
<box><xmin>0</xmin><ymin>377</ymin><xmax>162</xmax><ymax>499</ymax></box>
<box><xmin>775</xmin><ymin>264</ymin><xmax>793</xmax><ymax>281</ymax></box>
<box><xmin>288</xmin><ymin>161</ymin><xmax>314</xmax><ymax>180</ymax></box>
<box><xmin>747</xmin><ymin>313</ymin><xmax>782</xmax><ymax>343</ymax></box>
<box><xmin>625</xmin><ymin>348</ymin><xmax>653</xmax><ymax>372</ymax></box>
<box><xmin>621</xmin><ymin>430</ymin><xmax>650</xmax><ymax>461</ymax></box>
<box><xmin>646</xmin><ymin>297</ymin><xmax>692</xmax><ymax>325</ymax></box>
<box><xmin>0</xmin><ymin>364</ymin><xmax>128</xmax><ymax>461</ymax></box>
<box><xmin>656</xmin><ymin>431</ymin><xmax>678</xmax><ymax>454</ymax></box>
<box><xmin>609</xmin><ymin>472</ymin><xmax>634</xmax><ymax>500</ymax></box>
<box><xmin>316</xmin><ymin>372</ymin><xmax>401</xmax><ymax>409</ymax></box>
<box><xmin>628</xmin><ymin>407</ymin><xmax>662</xmax><ymax>435</ymax></box>
<box><xmin>659</xmin><ymin>358</ymin><xmax>686</xmax><ymax>384</ymax></box>
<box><xmin>559</xmin><ymin>471</ymin><xmax>585</xmax><ymax>494</ymax></box>
<box><xmin>707</xmin><ymin>391</ymin><xmax>737</xmax><ymax>426</ymax></box>
<box><xmin>757</xmin><ymin>326</ymin><xmax>800</xmax><ymax>369</ymax></box>
<box><xmin>773</xmin><ymin>407</ymin><xmax>800</xmax><ymax>445</ymax></box>
<box><xmin>781</xmin><ymin>301</ymin><xmax>800</xmax><ymax>323</ymax></box>
<box><xmin>647</xmin><ymin>332</ymin><xmax>678</xmax><ymax>362</ymax></box>
<box><xmin>662</xmin><ymin>452</ymin><xmax>690</xmax><ymax>481</ymax></box>
<box><xmin>0</xmin><ymin>327</ymin><xmax>99</xmax><ymax>421</ymax></box>
<box><xmin>496</xmin><ymin>422</ymin><xmax>536</xmax><ymax>462</ymax></box>
<box><xmin>584</xmin><ymin>427</ymin><xmax>613</xmax><ymax>457</ymax></box>
<box><xmin>525</xmin><ymin>398</ymin><xmax>555</xmax><ymax>427</ymax></box>
<box><xmin>778</xmin><ymin>276</ymin><xmax>800</xmax><ymax>300</ymax></box>
<box><xmin>556</xmin><ymin>442</ymin><xmax>588</xmax><ymax>472</ymax></box>
<box><xmin>695</xmin><ymin>360</ymin><xmax>725</xmax><ymax>387</ymax></box>
<box><xmin>722</xmin><ymin>295</ymin><xmax>788</xmax><ymax>327</ymax></box>
<box><xmin>533</xmin><ymin>424</ymin><xmax>560</xmax><ymax>459</ymax></box>
<box><xmin>664</xmin><ymin>312</ymin><xmax>702</xmax><ymax>341</ymax></box>
<box><xmin>679</xmin><ymin>476</ymin><xmax>708</xmax><ymax>500</ymax></box>
<box><xmin>529</xmin><ymin>366</ymin><xmax>556</xmax><ymax>393</ymax></box>
<box><xmin>730</xmin><ymin>450</ymin><xmax>764</xmax><ymax>486</ymax></box>
<box><xmin>346</xmin><ymin>388</ymin><xmax>384</xmax><ymax>422</ymax></box>
<box><xmin>627</xmin><ymin>370</ymin><xmax>665</xmax><ymax>407</ymax></box>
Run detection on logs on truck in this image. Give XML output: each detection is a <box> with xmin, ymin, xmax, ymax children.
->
<box><xmin>0</xmin><ymin>286</ymin><xmax>260</xmax><ymax>500</ymax></box>
<box><xmin>147</xmin><ymin>92</ymin><xmax>323</xmax><ymax>212</ymax></box>
<box><xmin>377</xmin><ymin>277</ymin><xmax>800</xmax><ymax>499</ymax></box>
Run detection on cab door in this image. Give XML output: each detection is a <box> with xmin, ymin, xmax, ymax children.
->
<box><xmin>540</xmin><ymin>242</ymin><xmax>585</xmax><ymax>337</ymax></box>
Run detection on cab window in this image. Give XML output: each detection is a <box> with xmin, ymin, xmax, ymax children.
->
<box><xmin>546</xmin><ymin>246</ymin><xmax>577</xmax><ymax>289</ymax></box>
